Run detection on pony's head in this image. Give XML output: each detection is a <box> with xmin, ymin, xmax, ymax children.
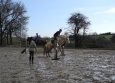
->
<box><xmin>66</xmin><ymin>36</ymin><xmax>70</xmax><ymax>43</ymax></box>
<box><xmin>57</xmin><ymin>35</ymin><xmax>70</xmax><ymax>45</ymax></box>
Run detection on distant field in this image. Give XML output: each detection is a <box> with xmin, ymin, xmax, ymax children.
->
<box><xmin>100</xmin><ymin>35</ymin><xmax>112</xmax><ymax>40</ymax></box>
<box><xmin>93</xmin><ymin>35</ymin><xmax>113</xmax><ymax>40</ymax></box>
<box><xmin>45</xmin><ymin>35</ymin><xmax>113</xmax><ymax>44</ymax></box>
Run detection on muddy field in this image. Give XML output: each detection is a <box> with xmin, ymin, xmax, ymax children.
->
<box><xmin>0</xmin><ymin>47</ymin><xmax>115</xmax><ymax>83</ymax></box>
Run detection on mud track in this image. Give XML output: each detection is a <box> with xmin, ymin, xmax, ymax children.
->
<box><xmin>0</xmin><ymin>47</ymin><xmax>115</xmax><ymax>83</ymax></box>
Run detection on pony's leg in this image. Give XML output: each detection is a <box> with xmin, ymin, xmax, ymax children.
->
<box><xmin>57</xmin><ymin>45</ymin><xmax>62</xmax><ymax>55</ymax></box>
<box><xmin>46</xmin><ymin>50</ymin><xmax>50</xmax><ymax>57</ymax></box>
<box><xmin>46</xmin><ymin>49</ymin><xmax>49</xmax><ymax>57</ymax></box>
<box><xmin>59</xmin><ymin>47</ymin><xmax>63</xmax><ymax>55</ymax></box>
<box><xmin>43</xmin><ymin>46</ymin><xmax>45</xmax><ymax>55</ymax></box>
<box><xmin>46</xmin><ymin>52</ymin><xmax>48</xmax><ymax>57</ymax></box>
<box><xmin>44</xmin><ymin>47</ymin><xmax>48</xmax><ymax>57</ymax></box>
<box><xmin>59</xmin><ymin>46</ymin><xmax>62</xmax><ymax>52</ymax></box>
<box><xmin>48</xmin><ymin>52</ymin><xmax>50</xmax><ymax>57</ymax></box>
<box><xmin>61</xmin><ymin>46</ymin><xmax>65</xmax><ymax>56</ymax></box>
<box><xmin>47</xmin><ymin>52</ymin><xmax>50</xmax><ymax>57</ymax></box>
<box><xmin>48</xmin><ymin>49</ymin><xmax>51</xmax><ymax>57</ymax></box>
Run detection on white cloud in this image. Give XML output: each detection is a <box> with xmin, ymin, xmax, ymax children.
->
<box><xmin>94</xmin><ymin>8</ymin><xmax>115</xmax><ymax>15</ymax></box>
<box><xmin>94</xmin><ymin>12</ymin><xmax>103</xmax><ymax>15</ymax></box>
<box><xmin>105</xmin><ymin>8</ymin><xmax>115</xmax><ymax>13</ymax></box>
<box><xmin>75</xmin><ymin>7</ymin><xmax>103</xmax><ymax>11</ymax></box>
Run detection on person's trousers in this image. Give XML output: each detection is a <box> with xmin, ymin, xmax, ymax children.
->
<box><xmin>29</xmin><ymin>51</ymin><xmax>34</xmax><ymax>64</ymax></box>
<box><xmin>54</xmin><ymin>40</ymin><xmax>58</xmax><ymax>58</ymax></box>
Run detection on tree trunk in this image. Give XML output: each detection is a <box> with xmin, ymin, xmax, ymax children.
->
<box><xmin>7</xmin><ymin>33</ymin><xmax>8</xmax><ymax>45</ymax></box>
<box><xmin>0</xmin><ymin>35</ymin><xmax>2</xmax><ymax>45</ymax></box>
<box><xmin>0</xmin><ymin>22</ymin><xmax>2</xmax><ymax>45</ymax></box>
<box><xmin>74</xmin><ymin>34</ymin><xmax>81</xmax><ymax>47</ymax></box>
<box><xmin>0</xmin><ymin>30</ymin><xmax>3</xmax><ymax>45</ymax></box>
<box><xmin>9</xmin><ymin>28</ymin><xmax>12</xmax><ymax>45</ymax></box>
<box><xmin>74</xmin><ymin>34</ymin><xmax>78</xmax><ymax>47</ymax></box>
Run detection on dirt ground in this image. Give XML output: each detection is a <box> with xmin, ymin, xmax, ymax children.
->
<box><xmin>0</xmin><ymin>47</ymin><xmax>115</xmax><ymax>83</ymax></box>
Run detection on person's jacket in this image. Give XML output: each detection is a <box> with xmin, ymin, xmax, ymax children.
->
<box><xmin>28</xmin><ymin>40</ymin><xmax>36</xmax><ymax>51</ymax></box>
<box><xmin>35</xmin><ymin>35</ymin><xmax>39</xmax><ymax>40</ymax></box>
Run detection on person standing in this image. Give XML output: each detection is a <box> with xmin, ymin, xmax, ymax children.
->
<box><xmin>28</xmin><ymin>37</ymin><xmax>37</xmax><ymax>64</ymax></box>
<box><xmin>53</xmin><ymin>29</ymin><xmax>62</xmax><ymax>60</ymax></box>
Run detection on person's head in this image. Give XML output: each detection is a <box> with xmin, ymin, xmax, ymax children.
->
<box><xmin>36</xmin><ymin>33</ymin><xmax>38</xmax><ymax>35</ymax></box>
<box><xmin>30</xmin><ymin>37</ymin><xmax>33</xmax><ymax>40</ymax></box>
<box><xmin>59</xmin><ymin>29</ymin><xmax>62</xmax><ymax>32</ymax></box>
<box><xmin>29</xmin><ymin>37</ymin><xmax>33</xmax><ymax>45</ymax></box>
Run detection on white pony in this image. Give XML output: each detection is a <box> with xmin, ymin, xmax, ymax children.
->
<box><xmin>57</xmin><ymin>35</ymin><xmax>70</xmax><ymax>55</ymax></box>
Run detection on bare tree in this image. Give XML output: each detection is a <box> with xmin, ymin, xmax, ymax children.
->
<box><xmin>67</xmin><ymin>12</ymin><xmax>91</xmax><ymax>47</ymax></box>
<box><xmin>0</xmin><ymin>0</ymin><xmax>29</xmax><ymax>45</ymax></box>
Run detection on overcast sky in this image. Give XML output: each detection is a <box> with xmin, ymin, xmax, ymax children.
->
<box><xmin>14</xmin><ymin>0</ymin><xmax>115</xmax><ymax>37</ymax></box>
